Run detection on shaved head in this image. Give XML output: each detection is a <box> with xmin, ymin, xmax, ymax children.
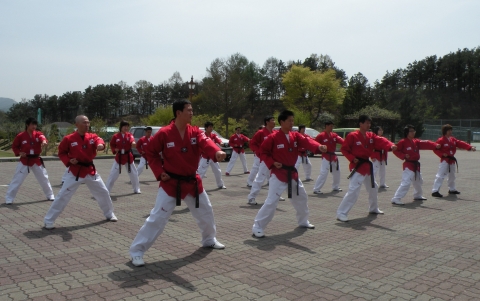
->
<box><xmin>75</xmin><ymin>115</ymin><xmax>90</xmax><ymax>135</ymax></box>
<box><xmin>75</xmin><ymin>115</ymin><xmax>88</xmax><ymax>124</ymax></box>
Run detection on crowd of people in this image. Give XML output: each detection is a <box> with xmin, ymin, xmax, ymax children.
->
<box><xmin>4</xmin><ymin>99</ymin><xmax>476</xmax><ymax>267</ymax></box>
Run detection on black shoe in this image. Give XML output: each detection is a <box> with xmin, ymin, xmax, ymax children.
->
<box><xmin>448</xmin><ymin>190</ymin><xmax>460</xmax><ymax>195</ymax></box>
<box><xmin>414</xmin><ymin>197</ymin><xmax>427</xmax><ymax>201</ymax></box>
<box><xmin>431</xmin><ymin>192</ymin><xmax>443</xmax><ymax>197</ymax></box>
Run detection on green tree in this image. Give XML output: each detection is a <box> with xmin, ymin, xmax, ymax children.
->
<box><xmin>141</xmin><ymin>106</ymin><xmax>173</xmax><ymax>126</ymax></box>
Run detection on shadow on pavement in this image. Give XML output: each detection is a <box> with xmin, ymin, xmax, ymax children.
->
<box><xmin>335</xmin><ymin>214</ymin><xmax>395</xmax><ymax>231</ymax></box>
<box><xmin>243</xmin><ymin>227</ymin><xmax>315</xmax><ymax>254</ymax></box>
<box><xmin>399</xmin><ymin>200</ymin><xmax>443</xmax><ymax>211</ymax></box>
<box><xmin>1</xmin><ymin>199</ymin><xmax>52</xmax><ymax>211</ymax></box>
<box><xmin>108</xmin><ymin>247</ymin><xmax>213</xmax><ymax>291</ymax></box>
<box><xmin>23</xmin><ymin>220</ymin><xmax>109</xmax><ymax>242</ymax></box>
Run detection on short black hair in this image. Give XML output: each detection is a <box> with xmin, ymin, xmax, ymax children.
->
<box><xmin>278</xmin><ymin>110</ymin><xmax>294</xmax><ymax>124</ymax></box>
<box><xmin>119</xmin><ymin>120</ymin><xmax>130</xmax><ymax>132</ymax></box>
<box><xmin>145</xmin><ymin>126</ymin><xmax>153</xmax><ymax>132</ymax></box>
<box><xmin>25</xmin><ymin>117</ymin><xmax>38</xmax><ymax>130</ymax></box>
<box><xmin>359</xmin><ymin>115</ymin><xmax>372</xmax><ymax>124</ymax></box>
<box><xmin>204</xmin><ymin>121</ymin><xmax>214</xmax><ymax>128</ymax></box>
<box><xmin>264</xmin><ymin>116</ymin><xmax>274</xmax><ymax>126</ymax></box>
<box><xmin>373</xmin><ymin>126</ymin><xmax>382</xmax><ymax>135</ymax></box>
<box><xmin>172</xmin><ymin>99</ymin><xmax>192</xmax><ymax>118</ymax></box>
<box><xmin>403</xmin><ymin>124</ymin><xmax>415</xmax><ymax>138</ymax></box>
<box><xmin>235</xmin><ymin>126</ymin><xmax>241</xmax><ymax>130</ymax></box>
<box><xmin>298</xmin><ymin>125</ymin><xmax>306</xmax><ymax>131</ymax></box>
<box><xmin>324</xmin><ymin>121</ymin><xmax>334</xmax><ymax>126</ymax></box>
<box><xmin>442</xmin><ymin>124</ymin><xmax>453</xmax><ymax>135</ymax></box>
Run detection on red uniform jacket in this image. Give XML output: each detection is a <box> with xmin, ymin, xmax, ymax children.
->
<box><xmin>11</xmin><ymin>130</ymin><xmax>47</xmax><ymax>166</ymax></box>
<box><xmin>298</xmin><ymin>133</ymin><xmax>313</xmax><ymax>155</ymax></box>
<box><xmin>146</xmin><ymin>123</ymin><xmax>220</xmax><ymax>199</ymax></box>
<box><xmin>250</xmin><ymin>127</ymin><xmax>275</xmax><ymax>157</ymax></box>
<box><xmin>58</xmin><ymin>132</ymin><xmax>104</xmax><ymax>178</ymax></box>
<box><xmin>201</xmin><ymin>132</ymin><xmax>222</xmax><ymax>159</ymax></box>
<box><xmin>315</xmin><ymin>131</ymin><xmax>344</xmax><ymax>162</ymax></box>
<box><xmin>110</xmin><ymin>132</ymin><xmax>135</xmax><ymax>164</ymax></box>
<box><xmin>229</xmin><ymin>133</ymin><xmax>249</xmax><ymax>154</ymax></box>
<box><xmin>434</xmin><ymin>136</ymin><xmax>472</xmax><ymax>164</ymax></box>
<box><xmin>136</xmin><ymin>136</ymin><xmax>151</xmax><ymax>159</ymax></box>
<box><xmin>393</xmin><ymin>138</ymin><xmax>437</xmax><ymax>171</ymax></box>
<box><xmin>260</xmin><ymin>130</ymin><xmax>321</xmax><ymax>183</ymax></box>
<box><xmin>341</xmin><ymin>130</ymin><xmax>394</xmax><ymax>176</ymax></box>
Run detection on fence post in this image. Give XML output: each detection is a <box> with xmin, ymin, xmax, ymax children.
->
<box><xmin>467</xmin><ymin>129</ymin><xmax>472</xmax><ymax>144</ymax></box>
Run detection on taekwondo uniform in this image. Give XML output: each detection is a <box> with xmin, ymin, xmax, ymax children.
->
<box><xmin>130</xmin><ymin>123</ymin><xmax>223</xmax><ymax>258</ymax></box>
<box><xmin>136</xmin><ymin>135</ymin><xmax>151</xmax><ymax>176</ymax></box>
<box><xmin>432</xmin><ymin>136</ymin><xmax>473</xmax><ymax>194</ymax></box>
<box><xmin>197</xmin><ymin>131</ymin><xmax>225</xmax><ymax>188</ymax></box>
<box><xmin>391</xmin><ymin>138</ymin><xmax>437</xmax><ymax>204</ymax></box>
<box><xmin>337</xmin><ymin>131</ymin><xmax>394</xmax><ymax>221</ymax></box>
<box><xmin>6</xmin><ymin>130</ymin><xmax>54</xmax><ymax>204</ymax></box>
<box><xmin>105</xmin><ymin>132</ymin><xmax>140</xmax><ymax>193</ymax></box>
<box><xmin>44</xmin><ymin>132</ymin><xmax>116</xmax><ymax>227</ymax></box>
<box><xmin>252</xmin><ymin>130</ymin><xmax>321</xmax><ymax>236</ymax></box>
<box><xmin>371</xmin><ymin>143</ymin><xmax>389</xmax><ymax>188</ymax></box>
<box><xmin>313</xmin><ymin>131</ymin><xmax>344</xmax><ymax>193</ymax></box>
<box><xmin>225</xmin><ymin>133</ymin><xmax>250</xmax><ymax>174</ymax></box>
<box><xmin>247</xmin><ymin>127</ymin><xmax>275</xmax><ymax>202</ymax></box>
<box><xmin>295</xmin><ymin>133</ymin><xmax>313</xmax><ymax>181</ymax></box>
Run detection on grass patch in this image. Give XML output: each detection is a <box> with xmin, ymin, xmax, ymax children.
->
<box><xmin>0</xmin><ymin>151</ymin><xmax>16</xmax><ymax>158</ymax></box>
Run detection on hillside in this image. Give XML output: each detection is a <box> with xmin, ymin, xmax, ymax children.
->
<box><xmin>0</xmin><ymin>97</ymin><xmax>15</xmax><ymax>112</ymax></box>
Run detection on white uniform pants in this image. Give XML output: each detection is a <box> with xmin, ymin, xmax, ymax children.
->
<box><xmin>337</xmin><ymin>172</ymin><xmax>379</xmax><ymax>216</ymax></box>
<box><xmin>44</xmin><ymin>172</ymin><xmax>114</xmax><ymax>224</ymax></box>
<box><xmin>61</xmin><ymin>167</ymin><xmax>69</xmax><ymax>183</ymax></box>
<box><xmin>247</xmin><ymin>156</ymin><xmax>261</xmax><ymax>186</ymax></box>
<box><xmin>225</xmin><ymin>151</ymin><xmax>248</xmax><ymax>173</ymax></box>
<box><xmin>137</xmin><ymin>157</ymin><xmax>148</xmax><ymax>176</ymax></box>
<box><xmin>253</xmin><ymin>175</ymin><xmax>310</xmax><ymax>232</ymax></box>
<box><xmin>295</xmin><ymin>155</ymin><xmax>312</xmax><ymax>180</ymax></box>
<box><xmin>432</xmin><ymin>161</ymin><xmax>456</xmax><ymax>192</ymax></box>
<box><xmin>248</xmin><ymin>161</ymin><xmax>270</xmax><ymax>199</ymax></box>
<box><xmin>197</xmin><ymin>157</ymin><xmax>224</xmax><ymax>188</ymax></box>
<box><xmin>313</xmin><ymin>158</ymin><xmax>340</xmax><ymax>192</ymax></box>
<box><xmin>391</xmin><ymin>168</ymin><xmax>424</xmax><ymax>202</ymax></box>
<box><xmin>130</xmin><ymin>188</ymin><xmax>218</xmax><ymax>257</ymax></box>
<box><xmin>373</xmin><ymin>160</ymin><xmax>387</xmax><ymax>187</ymax></box>
<box><xmin>5</xmin><ymin>163</ymin><xmax>54</xmax><ymax>204</ymax></box>
<box><xmin>105</xmin><ymin>161</ymin><xmax>140</xmax><ymax>193</ymax></box>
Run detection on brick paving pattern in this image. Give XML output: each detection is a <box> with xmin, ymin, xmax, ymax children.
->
<box><xmin>1</xmin><ymin>150</ymin><xmax>479</xmax><ymax>300</ymax></box>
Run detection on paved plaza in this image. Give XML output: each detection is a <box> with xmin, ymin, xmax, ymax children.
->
<box><xmin>1</xmin><ymin>150</ymin><xmax>480</xmax><ymax>300</ymax></box>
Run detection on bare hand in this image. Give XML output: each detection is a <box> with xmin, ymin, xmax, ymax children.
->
<box><xmin>41</xmin><ymin>141</ymin><xmax>48</xmax><ymax>148</ymax></box>
<box><xmin>391</xmin><ymin>145</ymin><xmax>397</xmax><ymax>151</ymax></box>
<box><xmin>19</xmin><ymin>152</ymin><xmax>26</xmax><ymax>157</ymax></box>
<box><xmin>215</xmin><ymin>151</ymin><xmax>226</xmax><ymax>162</ymax></box>
<box><xmin>70</xmin><ymin>158</ymin><xmax>78</xmax><ymax>165</ymax></box>
<box><xmin>273</xmin><ymin>162</ymin><xmax>282</xmax><ymax>169</ymax></box>
<box><xmin>443</xmin><ymin>153</ymin><xmax>448</xmax><ymax>157</ymax></box>
<box><xmin>372</xmin><ymin>158</ymin><xmax>377</xmax><ymax>162</ymax></box>
<box><xmin>160</xmin><ymin>172</ymin><xmax>170</xmax><ymax>181</ymax></box>
<box><xmin>405</xmin><ymin>154</ymin><xmax>410</xmax><ymax>159</ymax></box>
<box><xmin>131</xmin><ymin>142</ymin><xmax>136</xmax><ymax>146</ymax></box>
<box><xmin>97</xmin><ymin>144</ymin><xmax>105</xmax><ymax>151</ymax></box>
<box><xmin>436</xmin><ymin>144</ymin><xmax>441</xmax><ymax>149</ymax></box>
<box><xmin>472</xmin><ymin>146</ymin><xmax>476</xmax><ymax>152</ymax></box>
<box><xmin>318</xmin><ymin>145</ymin><xmax>327</xmax><ymax>153</ymax></box>
<box><xmin>353</xmin><ymin>158</ymin><xmax>359</xmax><ymax>164</ymax></box>
<box><xmin>115</xmin><ymin>148</ymin><xmax>119</xmax><ymax>152</ymax></box>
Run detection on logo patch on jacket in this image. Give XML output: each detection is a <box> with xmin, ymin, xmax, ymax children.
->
<box><xmin>190</xmin><ymin>138</ymin><xmax>197</xmax><ymax>144</ymax></box>
<box><xmin>90</xmin><ymin>139</ymin><xmax>95</xmax><ymax>144</ymax></box>
<box><xmin>22</xmin><ymin>140</ymin><xmax>27</xmax><ymax>144</ymax></box>
<box><xmin>71</xmin><ymin>142</ymin><xmax>78</xmax><ymax>147</ymax></box>
<box><xmin>277</xmin><ymin>144</ymin><xmax>284</xmax><ymax>149</ymax></box>
<box><xmin>356</xmin><ymin>141</ymin><xmax>362</xmax><ymax>145</ymax></box>
<box><xmin>167</xmin><ymin>142</ymin><xmax>175</xmax><ymax>148</ymax></box>
<box><xmin>294</xmin><ymin>142</ymin><xmax>297</xmax><ymax>147</ymax></box>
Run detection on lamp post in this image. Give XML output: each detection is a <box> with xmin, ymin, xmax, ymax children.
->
<box><xmin>188</xmin><ymin>76</ymin><xmax>196</xmax><ymax>101</ymax></box>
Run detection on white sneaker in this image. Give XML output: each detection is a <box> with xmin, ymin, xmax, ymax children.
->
<box><xmin>132</xmin><ymin>256</ymin><xmax>145</xmax><ymax>267</ymax></box>
<box><xmin>204</xmin><ymin>242</ymin><xmax>225</xmax><ymax>249</ymax></box>
<box><xmin>279</xmin><ymin>197</ymin><xmax>285</xmax><ymax>201</ymax></box>
<box><xmin>248</xmin><ymin>198</ymin><xmax>257</xmax><ymax>205</ymax></box>
<box><xmin>218</xmin><ymin>185</ymin><xmax>227</xmax><ymax>189</ymax></box>
<box><xmin>337</xmin><ymin>214</ymin><xmax>349</xmax><ymax>222</ymax></box>
<box><xmin>44</xmin><ymin>223</ymin><xmax>55</xmax><ymax>230</ymax></box>
<box><xmin>134</xmin><ymin>191</ymin><xmax>141</xmax><ymax>194</ymax></box>
<box><xmin>313</xmin><ymin>191</ymin><xmax>323</xmax><ymax>194</ymax></box>
<box><xmin>369</xmin><ymin>209</ymin><xmax>384</xmax><ymax>214</ymax></box>
<box><xmin>252</xmin><ymin>229</ymin><xmax>265</xmax><ymax>238</ymax></box>
<box><xmin>391</xmin><ymin>200</ymin><xmax>405</xmax><ymax>205</ymax></box>
<box><xmin>107</xmin><ymin>214</ymin><xmax>118</xmax><ymax>222</ymax></box>
<box><xmin>300</xmin><ymin>223</ymin><xmax>315</xmax><ymax>229</ymax></box>
<box><xmin>5</xmin><ymin>201</ymin><xmax>13</xmax><ymax>205</ymax></box>
<box><xmin>332</xmin><ymin>188</ymin><xmax>342</xmax><ymax>192</ymax></box>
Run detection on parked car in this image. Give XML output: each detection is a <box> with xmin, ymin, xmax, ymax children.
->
<box><xmin>332</xmin><ymin>128</ymin><xmax>357</xmax><ymax>151</ymax></box>
<box><xmin>129</xmin><ymin>126</ymin><xmax>162</xmax><ymax>157</ymax></box>
<box><xmin>273</xmin><ymin>126</ymin><xmax>320</xmax><ymax>156</ymax></box>
<box><xmin>199</xmin><ymin>127</ymin><xmax>232</xmax><ymax>162</ymax></box>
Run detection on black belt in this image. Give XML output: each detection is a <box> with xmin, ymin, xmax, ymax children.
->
<box><xmin>299</xmin><ymin>151</ymin><xmax>309</xmax><ymax>164</ymax></box>
<box><xmin>117</xmin><ymin>150</ymin><xmax>132</xmax><ymax>174</ymax></box>
<box><xmin>233</xmin><ymin>146</ymin><xmax>244</xmax><ymax>151</ymax></box>
<box><xmin>446</xmin><ymin>156</ymin><xmax>458</xmax><ymax>173</ymax></box>
<box><xmin>26</xmin><ymin>154</ymin><xmax>45</xmax><ymax>173</ymax></box>
<box><xmin>347</xmin><ymin>158</ymin><xmax>374</xmax><ymax>188</ymax></box>
<box><xmin>166</xmin><ymin>172</ymin><xmax>199</xmax><ymax>208</ymax></box>
<box><xmin>75</xmin><ymin>161</ymin><xmax>95</xmax><ymax>181</ymax></box>
<box><xmin>326</xmin><ymin>152</ymin><xmax>339</xmax><ymax>173</ymax></box>
<box><xmin>374</xmin><ymin>149</ymin><xmax>387</xmax><ymax>165</ymax></box>
<box><xmin>405</xmin><ymin>160</ymin><xmax>420</xmax><ymax>180</ymax></box>
<box><xmin>144</xmin><ymin>157</ymin><xmax>149</xmax><ymax>169</ymax></box>
<box><xmin>281</xmin><ymin>165</ymin><xmax>298</xmax><ymax>198</ymax></box>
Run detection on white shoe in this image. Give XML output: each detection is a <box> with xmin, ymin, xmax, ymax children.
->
<box><xmin>313</xmin><ymin>191</ymin><xmax>323</xmax><ymax>194</ymax></box>
<box><xmin>337</xmin><ymin>214</ymin><xmax>349</xmax><ymax>222</ymax></box>
<box><xmin>5</xmin><ymin>201</ymin><xmax>13</xmax><ymax>205</ymax></box>
<box><xmin>44</xmin><ymin>223</ymin><xmax>55</xmax><ymax>230</ymax></box>
<box><xmin>300</xmin><ymin>223</ymin><xmax>315</xmax><ymax>229</ymax></box>
<box><xmin>218</xmin><ymin>185</ymin><xmax>227</xmax><ymax>189</ymax></box>
<box><xmin>380</xmin><ymin>185</ymin><xmax>389</xmax><ymax>188</ymax></box>
<box><xmin>252</xmin><ymin>229</ymin><xmax>265</xmax><ymax>238</ymax></box>
<box><xmin>391</xmin><ymin>200</ymin><xmax>405</xmax><ymax>205</ymax></box>
<box><xmin>204</xmin><ymin>241</ymin><xmax>225</xmax><ymax>249</ymax></box>
<box><xmin>279</xmin><ymin>197</ymin><xmax>285</xmax><ymax>201</ymax></box>
<box><xmin>134</xmin><ymin>191</ymin><xmax>141</xmax><ymax>194</ymax></box>
<box><xmin>369</xmin><ymin>209</ymin><xmax>384</xmax><ymax>214</ymax></box>
<box><xmin>132</xmin><ymin>256</ymin><xmax>145</xmax><ymax>267</ymax></box>
<box><xmin>332</xmin><ymin>188</ymin><xmax>342</xmax><ymax>192</ymax></box>
<box><xmin>107</xmin><ymin>214</ymin><xmax>118</xmax><ymax>222</ymax></box>
<box><xmin>248</xmin><ymin>198</ymin><xmax>257</xmax><ymax>205</ymax></box>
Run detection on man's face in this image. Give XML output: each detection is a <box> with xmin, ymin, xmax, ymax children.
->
<box><xmin>121</xmin><ymin>125</ymin><xmax>130</xmax><ymax>133</ymax></box>
<box><xmin>177</xmin><ymin>104</ymin><xmax>193</xmax><ymax>123</ymax></box>
<box><xmin>27</xmin><ymin>123</ymin><xmax>37</xmax><ymax>132</ymax></box>
<box><xmin>359</xmin><ymin>120</ymin><xmax>371</xmax><ymax>131</ymax></box>
<box><xmin>266</xmin><ymin>118</ymin><xmax>275</xmax><ymax>128</ymax></box>
<box><xmin>206</xmin><ymin>126</ymin><xmax>213</xmax><ymax>134</ymax></box>
<box><xmin>280</xmin><ymin>116</ymin><xmax>294</xmax><ymax>131</ymax></box>
<box><xmin>145</xmin><ymin>130</ymin><xmax>152</xmax><ymax>138</ymax></box>
<box><xmin>325</xmin><ymin>124</ymin><xmax>334</xmax><ymax>132</ymax></box>
<box><xmin>446</xmin><ymin>129</ymin><xmax>453</xmax><ymax>137</ymax></box>
<box><xmin>235</xmin><ymin>128</ymin><xmax>241</xmax><ymax>134</ymax></box>
<box><xmin>299</xmin><ymin>128</ymin><xmax>305</xmax><ymax>134</ymax></box>
<box><xmin>407</xmin><ymin>128</ymin><xmax>416</xmax><ymax>139</ymax></box>
<box><xmin>377</xmin><ymin>128</ymin><xmax>384</xmax><ymax>136</ymax></box>
<box><xmin>76</xmin><ymin>116</ymin><xmax>90</xmax><ymax>133</ymax></box>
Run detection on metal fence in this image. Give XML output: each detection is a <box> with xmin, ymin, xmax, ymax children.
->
<box><xmin>421</xmin><ymin>120</ymin><xmax>480</xmax><ymax>142</ymax></box>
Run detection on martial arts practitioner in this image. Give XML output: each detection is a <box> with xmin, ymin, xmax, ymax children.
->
<box><xmin>431</xmin><ymin>124</ymin><xmax>476</xmax><ymax>197</ymax></box>
<box><xmin>225</xmin><ymin>127</ymin><xmax>250</xmax><ymax>175</ymax></box>
<box><xmin>197</xmin><ymin>122</ymin><xmax>226</xmax><ymax>189</ymax></box>
<box><xmin>136</xmin><ymin>127</ymin><xmax>152</xmax><ymax>177</ymax></box>
<box><xmin>391</xmin><ymin>125</ymin><xmax>440</xmax><ymax>205</ymax></box>
<box><xmin>129</xmin><ymin>100</ymin><xmax>226</xmax><ymax>267</ymax></box>
<box><xmin>336</xmin><ymin>115</ymin><xmax>396</xmax><ymax>222</ymax></box>
<box><xmin>44</xmin><ymin>115</ymin><xmax>117</xmax><ymax>229</ymax></box>
<box><xmin>295</xmin><ymin>125</ymin><xmax>313</xmax><ymax>182</ymax></box>
<box><xmin>251</xmin><ymin>110</ymin><xmax>327</xmax><ymax>238</ymax></box>
<box><xmin>6</xmin><ymin>117</ymin><xmax>54</xmax><ymax>204</ymax></box>
<box><xmin>371</xmin><ymin>126</ymin><xmax>390</xmax><ymax>189</ymax></box>
<box><xmin>247</xmin><ymin>116</ymin><xmax>275</xmax><ymax>187</ymax></box>
<box><xmin>247</xmin><ymin>117</ymin><xmax>285</xmax><ymax>204</ymax></box>
<box><xmin>105</xmin><ymin>121</ymin><xmax>141</xmax><ymax>194</ymax></box>
<box><xmin>312</xmin><ymin>121</ymin><xmax>344</xmax><ymax>194</ymax></box>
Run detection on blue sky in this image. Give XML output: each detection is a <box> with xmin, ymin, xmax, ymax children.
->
<box><xmin>1</xmin><ymin>0</ymin><xmax>478</xmax><ymax>102</ymax></box>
